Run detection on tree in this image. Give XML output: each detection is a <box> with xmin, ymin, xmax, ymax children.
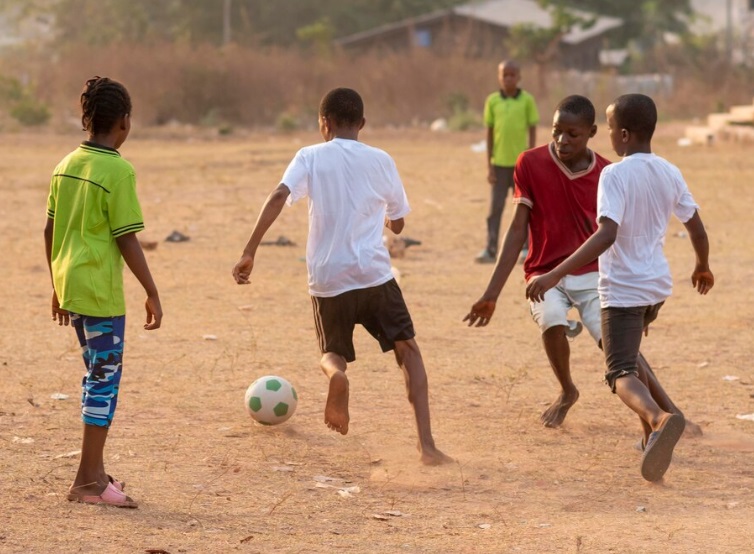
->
<box><xmin>0</xmin><ymin>0</ymin><xmax>469</xmax><ymax>50</ymax></box>
<box><xmin>505</xmin><ymin>1</ymin><xmax>595</xmax><ymax>94</ymax></box>
<box><xmin>549</xmin><ymin>0</ymin><xmax>695</xmax><ymax>52</ymax></box>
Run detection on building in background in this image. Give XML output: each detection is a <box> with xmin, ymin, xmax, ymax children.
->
<box><xmin>336</xmin><ymin>0</ymin><xmax>622</xmax><ymax>71</ymax></box>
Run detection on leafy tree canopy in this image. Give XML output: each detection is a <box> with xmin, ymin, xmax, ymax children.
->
<box><xmin>0</xmin><ymin>0</ymin><xmax>469</xmax><ymax>48</ymax></box>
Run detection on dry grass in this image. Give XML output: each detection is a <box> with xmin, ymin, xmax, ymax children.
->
<box><xmin>1</xmin><ymin>122</ymin><xmax>753</xmax><ymax>553</ymax></box>
<box><xmin>2</xmin><ymin>44</ymin><xmax>753</xmax><ymax>131</ymax></box>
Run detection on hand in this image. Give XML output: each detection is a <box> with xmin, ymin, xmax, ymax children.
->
<box><xmin>144</xmin><ymin>294</ymin><xmax>162</xmax><ymax>330</ymax></box>
<box><xmin>525</xmin><ymin>272</ymin><xmax>558</xmax><ymax>303</ymax></box>
<box><xmin>463</xmin><ymin>298</ymin><xmax>496</xmax><ymax>327</ymax></box>
<box><xmin>487</xmin><ymin>166</ymin><xmax>496</xmax><ymax>185</ymax></box>
<box><xmin>51</xmin><ymin>290</ymin><xmax>69</xmax><ymax>326</ymax></box>
<box><xmin>691</xmin><ymin>267</ymin><xmax>714</xmax><ymax>295</ymax></box>
<box><xmin>232</xmin><ymin>254</ymin><xmax>254</xmax><ymax>285</ymax></box>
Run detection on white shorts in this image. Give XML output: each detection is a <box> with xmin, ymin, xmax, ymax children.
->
<box><xmin>528</xmin><ymin>272</ymin><xmax>601</xmax><ymax>343</ymax></box>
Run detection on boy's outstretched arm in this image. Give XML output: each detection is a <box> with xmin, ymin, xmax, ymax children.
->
<box><xmin>683</xmin><ymin>210</ymin><xmax>714</xmax><ymax>294</ymax></box>
<box><xmin>116</xmin><ymin>232</ymin><xmax>162</xmax><ymax>330</ymax></box>
<box><xmin>526</xmin><ymin>217</ymin><xmax>618</xmax><ymax>303</ymax></box>
<box><xmin>233</xmin><ymin>183</ymin><xmax>291</xmax><ymax>285</ymax></box>
<box><xmin>44</xmin><ymin>217</ymin><xmax>70</xmax><ymax>326</ymax></box>
<box><xmin>464</xmin><ymin>204</ymin><xmax>530</xmax><ymax>327</ymax></box>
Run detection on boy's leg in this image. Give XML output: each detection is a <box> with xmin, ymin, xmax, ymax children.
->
<box><xmin>311</xmin><ymin>294</ymin><xmax>357</xmax><ymax>435</ymax></box>
<box><xmin>540</xmin><ymin>327</ymin><xmax>579</xmax><ymax>427</ymax></box>
<box><xmin>320</xmin><ymin>352</ymin><xmax>350</xmax><ymax>435</ymax></box>
<box><xmin>637</xmin><ymin>353</ymin><xmax>702</xmax><ymax>441</ymax></box>
<box><xmin>603</xmin><ymin>306</ymin><xmax>684</xmax><ymax>481</ymax></box>
<box><xmin>604</xmin><ymin>306</ymin><xmax>668</xmax><ymax>425</ymax></box>
<box><xmin>530</xmin><ymin>286</ymin><xmax>578</xmax><ymax>427</ymax></box>
<box><xmin>482</xmin><ymin>166</ymin><xmax>513</xmax><ymax>259</ymax></box>
<box><xmin>393</xmin><ymin>339</ymin><xmax>453</xmax><ymax>465</ymax></box>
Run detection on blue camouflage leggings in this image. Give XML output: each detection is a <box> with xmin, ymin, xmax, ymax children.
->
<box><xmin>71</xmin><ymin>314</ymin><xmax>125</xmax><ymax>428</ymax></box>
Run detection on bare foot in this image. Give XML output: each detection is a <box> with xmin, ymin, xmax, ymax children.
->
<box><xmin>541</xmin><ymin>389</ymin><xmax>579</xmax><ymax>428</ymax></box>
<box><xmin>420</xmin><ymin>446</ymin><xmax>455</xmax><ymax>466</ymax></box>
<box><xmin>324</xmin><ymin>370</ymin><xmax>349</xmax><ymax>435</ymax></box>
<box><xmin>683</xmin><ymin>419</ymin><xmax>703</xmax><ymax>437</ymax></box>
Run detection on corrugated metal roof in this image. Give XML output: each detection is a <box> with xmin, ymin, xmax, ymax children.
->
<box><xmin>453</xmin><ymin>0</ymin><xmax>622</xmax><ymax>44</ymax></box>
<box><xmin>337</xmin><ymin>0</ymin><xmax>622</xmax><ymax>46</ymax></box>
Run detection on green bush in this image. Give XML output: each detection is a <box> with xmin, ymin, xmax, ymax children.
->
<box><xmin>10</xmin><ymin>97</ymin><xmax>50</xmax><ymax>126</ymax></box>
<box><xmin>0</xmin><ymin>76</ymin><xmax>24</xmax><ymax>106</ymax></box>
<box><xmin>448</xmin><ymin>110</ymin><xmax>481</xmax><ymax>131</ymax></box>
<box><xmin>276</xmin><ymin>112</ymin><xmax>298</xmax><ymax>132</ymax></box>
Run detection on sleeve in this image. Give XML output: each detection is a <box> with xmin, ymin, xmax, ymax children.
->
<box><xmin>385</xmin><ymin>157</ymin><xmax>410</xmax><ymax>220</ymax></box>
<box><xmin>671</xmin><ymin>168</ymin><xmax>699</xmax><ymax>223</ymax></box>
<box><xmin>526</xmin><ymin>95</ymin><xmax>540</xmax><ymax>126</ymax></box>
<box><xmin>282</xmin><ymin>149</ymin><xmax>310</xmax><ymax>206</ymax></box>
<box><xmin>512</xmin><ymin>152</ymin><xmax>533</xmax><ymax>208</ymax></box>
<box><xmin>483</xmin><ymin>95</ymin><xmax>494</xmax><ymax>128</ymax></box>
<box><xmin>107</xmin><ymin>170</ymin><xmax>145</xmax><ymax>237</ymax></box>
<box><xmin>46</xmin><ymin>177</ymin><xmax>57</xmax><ymax>219</ymax></box>
<box><xmin>596</xmin><ymin>168</ymin><xmax>624</xmax><ymax>226</ymax></box>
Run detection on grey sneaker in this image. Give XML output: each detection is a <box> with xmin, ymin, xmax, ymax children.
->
<box><xmin>565</xmin><ymin>320</ymin><xmax>583</xmax><ymax>339</ymax></box>
<box><xmin>475</xmin><ymin>250</ymin><xmax>496</xmax><ymax>264</ymax></box>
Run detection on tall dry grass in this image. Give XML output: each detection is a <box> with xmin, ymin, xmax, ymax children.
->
<box><xmin>1</xmin><ymin>41</ymin><xmax>752</xmax><ymax>130</ymax></box>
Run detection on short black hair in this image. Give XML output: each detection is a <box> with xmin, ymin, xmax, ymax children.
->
<box><xmin>611</xmin><ymin>93</ymin><xmax>657</xmax><ymax>141</ymax></box>
<box><xmin>80</xmin><ymin>76</ymin><xmax>132</xmax><ymax>135</ymax></box>
<box><xmin>319</xmin><ymin>88</ymin><xmax>364</xmax><ymax>127</ymax></box>
<box><xmin>555</xmin><ymin>95</ymin><xmax>595</xmax><ymax>126</ymax></box>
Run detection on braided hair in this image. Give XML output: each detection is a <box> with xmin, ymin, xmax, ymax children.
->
<box><xmin>80</xmin><ymin>76</ymin><xmax>132</xmax><ymax>135</ymax></box>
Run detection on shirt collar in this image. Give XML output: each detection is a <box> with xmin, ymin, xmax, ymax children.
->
<box><xmin>81</xmin><ymin>141</ymin><xmax>120</xmax><ymax>155</ymax></box>
<box><xmin>500</xmin><ymin>88</ymin><xmax>522</xmax><ymax>99</ymax></box>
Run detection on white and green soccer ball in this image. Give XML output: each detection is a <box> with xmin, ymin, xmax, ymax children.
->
<box><xmin>244</xmin><ymin>375</ymin><xmax>298</xmax><ymax>425</ymax></box>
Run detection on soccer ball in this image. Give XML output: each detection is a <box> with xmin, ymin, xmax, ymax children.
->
<box><xmin>244</xmin><ymin>375</ymin><xmax>298</xmax><ymax>425</ymax></box>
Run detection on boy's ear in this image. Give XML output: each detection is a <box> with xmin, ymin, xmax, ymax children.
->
<box><xmin>119</xmin><ymin>114</ymin><xmax>129</xmax><ymax>131</ymax></box>
<box><xmin>621</xmin><ymin>128</ymin><xmax>630</xmax><ymax>143</ymax></box>
<box><xmin>589</xmin><ymin>124</ymin><xmax>597</xmax><ymax>138</ymax></box>
<box><xmin>359</xmin><ymin>117</ymin><xmax>366</xmax><ymax>130</ymax></box>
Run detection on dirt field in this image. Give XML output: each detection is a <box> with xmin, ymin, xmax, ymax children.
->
<box><xmin>1</xmin><ymin>123</ymin><xmax>753</xmax><ymax>553</ymax></box>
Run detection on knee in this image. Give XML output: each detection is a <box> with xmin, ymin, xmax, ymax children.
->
<box><xmin>321</xmin><ymin>352</ymin><xmax>347</xmax><ymax>373</ymax></box>
<box><xmin>394</xmin><ymin>339</ymin><xmax>420</xmax><ymax>366</ymax></box>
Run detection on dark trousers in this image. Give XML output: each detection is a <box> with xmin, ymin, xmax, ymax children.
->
<box><xmin>486</xmin><ymin>166</ymin><xmax>520</xmax><ymax>257</ymax></box>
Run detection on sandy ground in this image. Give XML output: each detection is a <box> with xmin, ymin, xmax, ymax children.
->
<box><xmin>1</xmin><ymin>123</ymin><xmax>753</xmax><ymax>553</ymax></box>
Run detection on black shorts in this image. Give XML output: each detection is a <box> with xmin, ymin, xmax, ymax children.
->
<box><xmin>601</xmin><ymin>302</ymin><xmax>664</xmax><ymax>392</ymax></box>
<box><xmin>311</xmin><ymin>279</ymin><xmax>415</xmax><ymax>363</ymax></box>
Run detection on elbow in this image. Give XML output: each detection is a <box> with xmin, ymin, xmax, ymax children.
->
<box><xmin>388</xmin><ymin>217</ymin><xmax>405</xmax><ymax>234</ymax></box>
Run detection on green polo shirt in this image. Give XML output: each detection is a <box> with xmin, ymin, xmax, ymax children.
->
<box><xmin>46</xmin><ymin>142</ymin><xmax>144</xmax><ymax>317</ymax></box>
<box><xmin>484</xmin><ymin>89</ymin><xmax>539</xmax><ymax>167</ymax></box>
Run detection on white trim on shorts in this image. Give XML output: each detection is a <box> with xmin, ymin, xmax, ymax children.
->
<box><xmin>528</xmin><ymin>271</ymin><xmax>601</xmax><ymax>342</ymax></box>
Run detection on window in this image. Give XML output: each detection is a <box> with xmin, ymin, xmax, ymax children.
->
<box><xmin>413</xmin><ymin>28</ymin><xmax>431</xmax><ymax>47</ymax></box>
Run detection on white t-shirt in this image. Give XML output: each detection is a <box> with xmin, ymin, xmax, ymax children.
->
<box><xmin>282</xmin><ymin>138</ymin><xmax>410</xmax><ymax>297</ymax></box>
<box><xmin>597</xmin><ymin>153</ymin><xmax>699</xmax><ymax>308</ymax></box>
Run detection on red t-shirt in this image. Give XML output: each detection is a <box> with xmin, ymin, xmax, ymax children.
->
<box><xmin>513</xmin><ymin>143</ymin><xmax>611</xmax><ymax>280</ymax></box>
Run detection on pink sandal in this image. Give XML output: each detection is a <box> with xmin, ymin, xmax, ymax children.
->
<box><xmin>69</xmin><ymin>482</ymin><xmax>138</xmax><ymax>509</ymax></box>
<box><xmin>108</xmin><ymin>474</ymin><xmax>125</xmax><ymax>491</ymax></box>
